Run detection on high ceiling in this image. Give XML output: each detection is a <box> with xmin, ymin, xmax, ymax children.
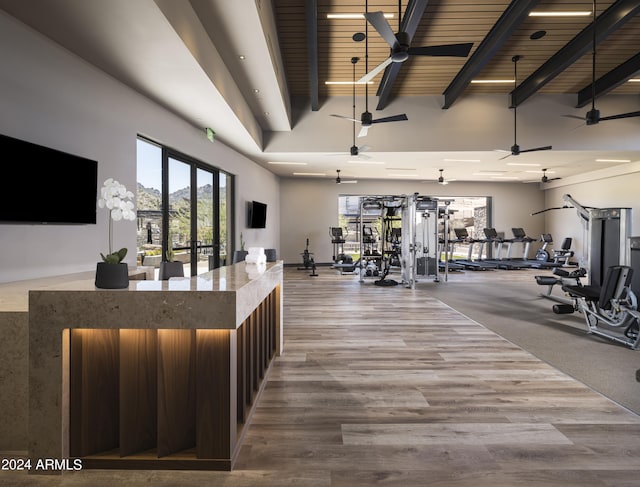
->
<box><xmin>1</xmin><ymin>0</ymin><xmax>639</xmax><ymax>185</ymax></box>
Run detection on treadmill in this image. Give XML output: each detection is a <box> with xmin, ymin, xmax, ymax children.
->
<box><xmin>478</xmin><ymin>228</ymin><xmax>525</xmax><ymax>270</ymax></box>
<box><xmin>452</xmin><ymin>228</ymin><xmax>496</xmax><ymax>271</ymax></box>
<box><xmin>501</xmin><ymin>227</ymin><xmax>537</xmax><ymax>269</ymax></box>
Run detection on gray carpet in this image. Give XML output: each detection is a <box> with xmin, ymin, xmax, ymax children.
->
<box><xmin>419</xmin><ymin>267</ymin><xmax>640</xmax><ymax>416</ymax></box>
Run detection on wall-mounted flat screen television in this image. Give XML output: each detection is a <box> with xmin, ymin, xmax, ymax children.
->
<box><xmin>0</xmin><ymin>134</ymin><xmax>98</xmax><ymax>224</ymax></box>
<box><xmin>248</xmin><ymin>200</ymin><xmax>267</xmax><ymax>228</ymax></box>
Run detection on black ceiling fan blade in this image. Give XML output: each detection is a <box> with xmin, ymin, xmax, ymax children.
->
<box><xmin>519</xmin><ymin>146</ymin><xmax>552</xmax><ymax>154</ymax></box>
<box><xmin>364</xmin><ymin>11</ymin><xmax>398</xmax><ymax>49</ymax></box>
<box><xmin>372</xmin><ymin>114</ymin><xmax>408</xmax><ymax>124</ymax></box>
<box><xmin>499</xmin><ymin>152</ymin><xmax>512</xmax><ymax>160</ymax></box>
<box><xmin>599</xmin><ymin>110</ymin><xmax>640</xmax><ymax>122</ymax></box>
<box><xmin>408</xmin><ymin>42</ymin><xmax>473</xmax><ymax>57</ymax></box>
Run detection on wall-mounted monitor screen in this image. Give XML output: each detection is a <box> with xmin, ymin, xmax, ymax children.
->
<box><xmin>0</xmin><ymin>134</ymin><xmax>98</xmax><ymax>224</ymax></box>
<box><xmin>248</xmin><ymin>200</ymin><xmax>267</xmax><ymax>228</ymax></box>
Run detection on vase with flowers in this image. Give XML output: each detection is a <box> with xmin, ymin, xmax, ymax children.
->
<box><xmin>95</xmin><ymin>178</ymin><xmax>136</xmax><ymax>289</ymax></box>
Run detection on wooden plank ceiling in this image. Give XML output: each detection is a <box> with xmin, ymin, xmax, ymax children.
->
<box><xmin>273</xmin><ymin>0</ymin><xmax>640</xmax><ymax>108</ymax></box>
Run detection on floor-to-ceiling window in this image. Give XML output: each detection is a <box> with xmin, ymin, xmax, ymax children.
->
<box><xmin>136</xmin><ymin>137</ymin><xmax>233</xmax><ymax>276</ymax></box>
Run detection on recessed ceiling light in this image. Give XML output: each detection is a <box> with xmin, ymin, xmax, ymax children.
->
<box><xmin>470</xmin><ymin>79</ymin><xmax>515</xmax><ymax>84</ymax></box>
<box><xmin>595</xmin><ymin>158</ymin><xmax>631</xmax><ymax>163</ymax></box>
<box><xmin>529</xmin><ymin>11</ymin><xmax>591</xmax><ymax>17</ymax></box>
<box><xmin>506</xmin><ymin>162</ymin><xmax>541</xmax><ymax>166</ymax></box>
<box><xmin>268</xmin><ymin>161</ymin><xmax>307</xmax><ymax>165</ymax></box>
<box><xmin>491</xmin><ymin>176</ymin><xmax>520</xmax><ymax>180</ymax></box>
<box><xmin>629</xmin><ymin>79</ymin><xmax>640</xmax><ymax>82</ymax></box>
<box><xmin>293</xmin><ymin>172</ymin><xmax>326</xmax><ymax>176</ymax></box>
<box><xmin>253</xmin><ymin>89</ymin><xmax>260</xmax><ymax>93</ymax></box>
<box><xmin>474</xmin><ymin>171</ymin><xmax>506</xmax><ymax>176</ymax></box>
<box><xmin>347</xmin><ymin>160</ymin><xmax>385</xmax><ymax>165</ymax></box>
<box><xmin>238</xmin><ymin>55</ymin><xmax>246</xmax><ymax>60</ymax></box>
<box><xmin>327</xmin><ymin>13</ymin><xmax>394</xmax><ymax>19</ymax></box>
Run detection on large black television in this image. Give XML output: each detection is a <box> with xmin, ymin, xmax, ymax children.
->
<box><xmin>248</xmin><ymin>200</ymin><xmax>267</xmax><ymax>228</ymax></box>
<box><xmin>0</xmin><ymin>134</ymin><xmax>98</xmax><ymax>224</ymax></box>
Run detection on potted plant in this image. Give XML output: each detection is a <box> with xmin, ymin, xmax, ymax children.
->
<box><xmin>95</xmin><ymin>178</ymin><xmax>136</xmax><ymax>289</ymax></box>
<box><xmin>233</xmin><ymin>232</ymin><xmax>248</xmax><ymax>263</ymax></box>
<box><xmin>159</xmin><ymin>239</ymin><xmax>184</xmax><ymax>280</ymax></box>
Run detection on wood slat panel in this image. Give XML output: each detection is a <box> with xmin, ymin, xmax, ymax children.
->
<box><xmin>274</xmin><ymin>0</ymin><xmax>639</xmax><ymax>99</ymax></box>
<box><xmin>119</xmin><ymin>329</ymin><xmax>157</xmax><ymax>457</ymax></box>
<box><xmin>157</xmin><ymin>329</ymin><xmax>196</xmax><ymax>457</ymax></box>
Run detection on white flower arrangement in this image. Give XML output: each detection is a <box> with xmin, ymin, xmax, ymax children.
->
<box><xmin>97</xmin><ymin>178</ymin><xmax>136</xmax><ymax>264</ymax></box>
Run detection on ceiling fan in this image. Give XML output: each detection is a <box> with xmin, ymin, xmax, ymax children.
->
<box><xmin>358</xmin><ymin>0</ymin><xmax>473</xmax><ymax>84</ymax></box>
<box><xmin>330</xmin><ymin>30</ymin><xmax>408</xmax><ymax>138</ymax></box>
<box><xmin>498</xmin><ymin>55</ymin><xmax>552</xmax><ymax>159</ymax></box>
<box><xmin>424</xmin><ymin>168</ymin><xmax>454</xmax><ymax>185</ymax></box>
<box><xmin>541</xmin><ymin>168</ymin><xmax>561</xmax><ymax>183</ymax></box>
<box><xmin>526</xmin><ymin>168</ymin><xmax>561</xmax><ymax>183</ymax></box>
<box><xmin>564</xmin><ymin>0</ymin><xmax>640</xmax><ymax>126</ymax></box>
<box><xmin>336</xmin><ymin>169</ymin><xmax>357</xmax><ymax>184</ymax></box>
<box><xmin>328</xmin><ymin>57</ymin><xmax>372</xmax><ymax>157</ymax></box>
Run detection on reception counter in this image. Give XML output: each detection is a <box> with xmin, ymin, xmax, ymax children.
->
<box><xmin>27</xmin><ymin>261</ymin><xmax>283</xmax><ymax>472</ymax></box>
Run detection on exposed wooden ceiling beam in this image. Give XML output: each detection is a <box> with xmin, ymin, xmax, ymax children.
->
<box><xmin>442</xmin><ymin>0</ymin><xmax>541</xmax><ymax>109</ymax></box>
<box><xmin>511</xmin><ymin>0</ymin><xmax>640</xmax><ymax>107</ymax></box>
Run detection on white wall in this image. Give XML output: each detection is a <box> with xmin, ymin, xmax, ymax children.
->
<box><xmin>0</xmin><ymin>12</ymin><xmax>279</xmax><ymax>283</ymax></box>
<box><xmin>279</xmin><ymin>178</ymin><xmax>545</xmax><ymax>265</ymax></box>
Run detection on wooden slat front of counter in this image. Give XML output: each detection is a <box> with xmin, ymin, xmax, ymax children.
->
<box><xmin>28</xmin><ymin>262</ymin><xmax>282</xmax><ymax>472</ymax></box>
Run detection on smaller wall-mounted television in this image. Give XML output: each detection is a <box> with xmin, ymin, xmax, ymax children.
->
<box><xmin>247</xmin><ymin>200</ymin><xmax>267</xmax><ymax>228</ymax></box>
<box><xmin>0</xmin><ymin>134</ymin><xmax>98</xmax><ymax>224</ymax></box>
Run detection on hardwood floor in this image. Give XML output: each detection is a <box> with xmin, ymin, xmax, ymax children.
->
<box><xmin>2</xmin><ymin>266</ymin><xmax>640</xmax><ymax>486</ymax></box>
<box><xmin>235</xmin><ymin>268</ymin><xmax>640</xmax><ymax>486</ymax></box>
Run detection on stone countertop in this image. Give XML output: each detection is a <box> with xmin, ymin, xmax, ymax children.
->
<box><xmin>0</xmin><ymin>266</ymin><xmax>154</xmax><ymax>312</ymax></box>
<box><xmin>26</xmin><ymin>261</ymin><xmax>283</xmax><ymax>330</ymax></box>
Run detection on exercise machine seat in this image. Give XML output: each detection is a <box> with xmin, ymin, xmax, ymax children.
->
<box><xmin>563</xmin><ymin>265</ymin><xmax>633</xmax><ymax>310</ymax></box>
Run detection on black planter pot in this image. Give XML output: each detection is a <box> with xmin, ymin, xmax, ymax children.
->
<box><xmin>233</xmin><ymin>250</ymin><xmax>248</xmax><ymax>264</ymax></box>
<box><xmin>95</xmin><ymin>262</ymin><xmax>129</xmax><ymax>289</ymax></box>
<box><xmin>159</xmin><ymin>261</ymin><xmax>185</xmax><ymax>280</ymax></box>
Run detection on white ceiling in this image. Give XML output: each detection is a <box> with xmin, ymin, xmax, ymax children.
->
<box><xmin>1</xmin><ymin>0</ymin><xmax>639</xmax><ymax>187</ymax></box>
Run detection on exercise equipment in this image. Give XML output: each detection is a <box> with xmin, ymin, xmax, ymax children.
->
<box><xmin>555</xmin><ymin>265</ymin><xmax>639</xmax><ymax>350</ymax></box>
<box><xmin>298</xmin><ymin>238</ymin><xmax>318</xmax><ymax>276</ymax></box>
<box><xmin>561</xmin><ymin>195</ymin><xmax>631</xmax><ymax>286</ymax></box>
<box><xmin>329</xmin><ymin>227</ymin><xmax>347</xmax><ymax>262</ymax></box>
<box><xmin>535</xmin><ymin>266</ymin><xmax>586</xmax><ymax>305</ymax></box>
<box><xmin>451</xmin><ymin>228</ymin><xmax>496</xmax><ymax>271</ymax></box>
<box><xmin>532</xmin><ymin>234</ymin><xmax>576</xmax><ymax>268</ymax></box>
<box><xmin>478</xmin><ymin>228</ymin><xmax>524</xmax><ymax>270</ymax></box>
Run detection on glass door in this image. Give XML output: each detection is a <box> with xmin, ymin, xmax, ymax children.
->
<box><xmin>137</xmin><ymin>136</ymin><xmax>232</xmax><ymax>278</ymax></box>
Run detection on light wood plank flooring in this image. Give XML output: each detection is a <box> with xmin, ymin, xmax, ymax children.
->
<box><xmin>2</xmin><ymin>267</ymin><xmax>640</xmax><ymax>486</ymax></box>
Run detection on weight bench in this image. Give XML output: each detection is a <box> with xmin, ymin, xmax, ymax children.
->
<box><xmin>556</xmin><ymin>265</ymin><xmax>640</xmax><ymax>350</ymax></box>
